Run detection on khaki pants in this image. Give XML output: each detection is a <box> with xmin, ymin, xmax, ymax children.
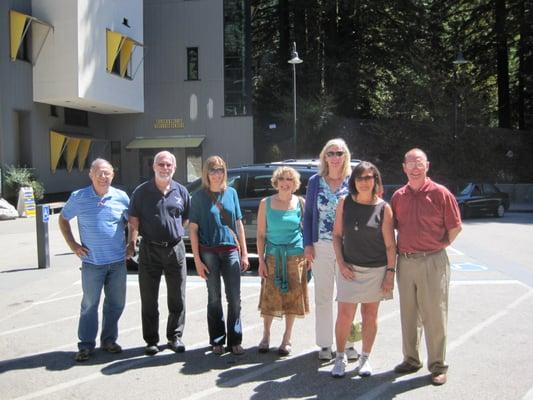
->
<box><xmin>396</xmin><ymin>249</ymin><xmax>450</xmax><ymax>374</ymax></box>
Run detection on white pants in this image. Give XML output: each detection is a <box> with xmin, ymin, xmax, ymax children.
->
<box><xmin>312</xmin><ymin>240</ymin><xmax>337</xmax><ymax>348</ymax></box>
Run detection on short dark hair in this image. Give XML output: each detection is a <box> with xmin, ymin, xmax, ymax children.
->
<box><xmin>347</xmin><ymin>161</ymin><xmax>383</xmax><ymax>197</ymax></box>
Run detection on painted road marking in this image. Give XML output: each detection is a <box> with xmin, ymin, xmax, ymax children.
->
<box><xmin>452</xmin><ymin>262</ymin><xmax>488</xmax><ymax>272</ymax></box>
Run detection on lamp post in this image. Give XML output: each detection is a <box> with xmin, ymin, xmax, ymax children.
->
<box><xmin>452</xmin><ymin>51</ymin><xmax>469</xmax><ymax>139</ymax></box>
<box><xmin>288</xmin><ymin>42</ymin><xmax>303</xmax><ymax>157</ymax></box>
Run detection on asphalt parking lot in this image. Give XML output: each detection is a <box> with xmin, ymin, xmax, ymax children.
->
<box><xmin>1</xmin><ymin>214</ymin><xmax>533</xmax><ymax>399</ymax></box>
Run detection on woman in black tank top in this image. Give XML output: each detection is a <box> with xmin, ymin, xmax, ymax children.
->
<box><xmin>330</xmin><ymin>162</ymin><xmax>397</xmax><ymax>378</ymax></box>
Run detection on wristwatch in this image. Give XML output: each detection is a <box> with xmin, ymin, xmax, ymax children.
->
<box><xmin>386</xmin><ymin>267</ymin><xmax>396</xmax><ymax>273</ymax></box>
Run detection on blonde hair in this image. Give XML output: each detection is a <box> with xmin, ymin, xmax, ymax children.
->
<box><xmin>318</xmin><ymin>138</ymin><xmax>352</xmax><ymax>178</ymax></box>
<box><xmin>201</xmin><ymin>155</ymin><xmax>228</xmax><ymax>190</ymax></box>
<box><xmin>271</xmin><ymin>166</ymin><xmax>301</xmax><ymax>192</ymax></box>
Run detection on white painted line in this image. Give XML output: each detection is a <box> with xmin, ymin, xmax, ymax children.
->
<box><xmin>447</xmin><ymin>246</ymin><xmax>463</xmax><ymax>256</ymax></box>
<box><xmin>522</xmin><ymin>385</ymin><xmax>533</xmax><ymax>400</ymax></box>
<box><xmin>356</xmin><ymin>287</ymin><xmax>533</xmax><ymax>400</ymax></box>
<box><xmin>0</xmin><ymin>290</ymin><xmax>258</xmax><ymax>363</ymax></box>
<box><xmin>10</xmin><ymin>320</ymin><xmax>265</xmax><ymax>400</ymax></box>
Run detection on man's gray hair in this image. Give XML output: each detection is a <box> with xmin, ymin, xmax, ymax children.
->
<box><xmin>153</xmin><ymin>151</ymin><xmax>176</xmax><ymax>166</ymax></box>
<box><xmin>90</xmin><ymin>158</ymin><xmax>113</xmax><ymax>172</ymax></box>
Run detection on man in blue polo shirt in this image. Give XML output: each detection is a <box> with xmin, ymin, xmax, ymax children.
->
<box><xmin>127</xmin><ymin>150</ymin><xmax>190</xmax><ymax>355</ymax></box>
<box><xmin>59</xmin><ymin>158</ymin><xmax>129</xmax><ymax>362</ymax></box>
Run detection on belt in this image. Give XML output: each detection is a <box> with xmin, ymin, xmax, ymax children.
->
<box><xmin>399</xmin><ymin>249</ymin><xmax>442</xmax><ymax>259</ymax></box>
<box><xmin>145</xmin><ymin>238</ymin><xmax>181</xmax><ymax>248</ymax></box>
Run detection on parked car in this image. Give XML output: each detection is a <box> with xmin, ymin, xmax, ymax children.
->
<box><xmin>455</xmin><ymin>183</ymin><xmax>510</xmax><ymax>218</ymax></box>
<box><xmin>184</xmin><ymin>159</ymin><xmax>360</xmax><ymax>257</ymax></box>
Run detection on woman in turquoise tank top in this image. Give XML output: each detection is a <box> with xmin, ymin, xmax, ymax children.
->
<box><xmin>257</xmin><ymin>167</ymin><xmax>310</xmax><ymax>356</ymax></box>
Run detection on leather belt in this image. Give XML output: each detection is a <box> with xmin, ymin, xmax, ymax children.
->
<box><xmin>145</xmin><ymin>238</ymin><xmax>181</xmax><ymax>248</ymax></box>
<box><xmin>399</xmin><ymin>249</ymin><xmax>441</xmax><ymax>259</ymax></box>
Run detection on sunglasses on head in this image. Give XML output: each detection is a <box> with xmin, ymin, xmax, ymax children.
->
<box><xmin>326</xmin><ymin>151</ymin><xmax>345</xmax><ymax>157</ymax></box>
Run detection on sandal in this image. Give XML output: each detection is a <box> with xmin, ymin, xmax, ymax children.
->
<box><xmin>231</xmin><ymin>345</ymin><xmax>245</xmax><ymax>355</ymax></box>
<box><xmin>278</xmin><ymin>342</ymin><xmax>292</xmax><ymax>357</ymax></box>
<box><xmin>258</xmin><ymin>339</ymin><xmax>270</xmax><ymax>353</ymax></box>
<box><xmin>212</xmin><ymin>345</ymin><xmax>225</xmax><ymax>355</ymax></box>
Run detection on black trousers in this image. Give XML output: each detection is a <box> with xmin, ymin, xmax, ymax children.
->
<box><xmin>138</xmin><ymin>240</ymin><xmax>187</xmax><ymax>345</ymax></box>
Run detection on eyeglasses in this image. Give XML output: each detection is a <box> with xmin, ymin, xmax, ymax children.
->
<box><xmin>326</xmin><ymin>151</ymin><xmax>345</xmax><ymax>158</ymax></box>
<box><xmin>94</xmin><ymin>171</ymin><xmax>113</xmax><ymax>178</ymax></box>
<box><xmin>355</xmin><ymin>175</ymin><xmax>375</xmax><ymax>182</ymax></box>
<box><xmin>157</xmin><ymin>162</ymin><xmax>173</xmax><ymax>168</ymax></box>
<box><xmin>404</xmin><ymin>161</ymin><xmax>427</xmax><ymax>169</ymax></box>
<box><xmin>278</xmin><ymin>176</ymin><xmax>294</xmax><ymax>182</ymax></box>
<box><xmin>208</xmin><ymin>167</ymin><xmax>225</xmax><ymax>175</ymax></box>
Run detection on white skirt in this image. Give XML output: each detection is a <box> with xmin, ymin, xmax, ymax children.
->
<box><xmin>336</xmin><ymin>264</ymin><xmax>393</xmax><ymax>303</ymax></box>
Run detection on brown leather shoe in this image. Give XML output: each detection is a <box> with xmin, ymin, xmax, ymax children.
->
<box><xmin>431</xmin><ymin>372</ymin><xmax>447</xmax><ymax>385</ymax></box>
<box><xmin>394</xmin><ymin>361</ymin><xmax>422</xmax><ymax>374</ymax></box>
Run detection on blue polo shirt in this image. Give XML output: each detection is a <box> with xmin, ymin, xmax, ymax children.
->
<box><xmin>61</xmin><ymin>185</ymin><xmax>130</xmax><ymax>265</ymax></box>
<box><xmin>129</xmin><ymin>179</ymin><xmax>190</xmax><ymax>242</ymax></box>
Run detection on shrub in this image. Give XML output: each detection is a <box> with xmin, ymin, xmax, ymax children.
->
<box><xmin>3</xmin><ymin>165</ymin><xmax>45</xmax><ymax>203</ymax></box>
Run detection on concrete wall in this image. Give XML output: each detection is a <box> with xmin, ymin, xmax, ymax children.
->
<box><xmin>32</xmin><ymin>0</ymin><xmax>144</xmax><ymax>113</ymax></box>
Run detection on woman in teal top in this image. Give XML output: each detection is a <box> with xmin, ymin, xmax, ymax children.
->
<box><xmin>257</xmin><ymin>166</ymin><xmax>310</xmax><ymax>356</ymax></box>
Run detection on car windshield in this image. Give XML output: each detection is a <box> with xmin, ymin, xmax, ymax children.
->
<box><xmin>459</xmin><ymin>183</ymin><xmax>474</xmax><ymax>195</ymax></box>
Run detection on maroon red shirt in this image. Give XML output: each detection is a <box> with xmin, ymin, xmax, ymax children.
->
<box><xmin>391</xmin><ymin>178</ymin><xmax>461</xmax><ymax>253</ymax></box>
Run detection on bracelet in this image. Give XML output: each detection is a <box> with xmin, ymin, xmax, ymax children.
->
<box><xmin>386</xmin><ymin>267</ymin><xmax>396</xmax><ymax>273</ymax></box>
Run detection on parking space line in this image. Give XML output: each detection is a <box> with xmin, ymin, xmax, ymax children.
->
<box><xmin>355</xmin><ymin>287</ymin><xmax>533</xmax><ymax>400</ymax></box>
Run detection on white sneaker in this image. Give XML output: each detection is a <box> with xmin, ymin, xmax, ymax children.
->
<box><xmin>331</xmin><ymin>355</ymin><xmax>347</xmax><ymax>378</ymax></box>
<box><xmin>318</xmin><ymin>347</ymin><xmax>333</xmax><ymax>360</ymax></box>
<box><xmin>358</xmin><ymin>355</ymin><xmax>373</xmax><ymax>377</ymax></box>
<box><xmin>345</xmin><ymin>346</ymin><xmax>359</xmax><ymax>361</ymax></box>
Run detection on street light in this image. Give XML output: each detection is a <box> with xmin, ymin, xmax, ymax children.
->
<box><xmin>453</xmin><ymin>51</ymin><xmax>469</xmax><ymax>139</ymax></box>
<box><xmin>288</xmin><ymin>42</ymin><xmax>303</xmax><ymax>157</ymax></box>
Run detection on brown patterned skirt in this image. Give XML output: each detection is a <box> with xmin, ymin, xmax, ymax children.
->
<box><xmin>258</xmin><ymin>254</ymin><xmax>310</xmax><ymax>318</ymax></box>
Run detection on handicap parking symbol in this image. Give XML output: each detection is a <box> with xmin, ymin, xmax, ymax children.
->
<box><xmin>451</xmin><ymin>262</ymin><xmax>488</xmax><ymax>272</ymax></box>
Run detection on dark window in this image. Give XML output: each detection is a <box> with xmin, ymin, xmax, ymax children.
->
<box><xmin>50</xmin><ymin>105</ymin><xmax>58</xmax><ymax>117</ymax></box>
<box><xmin>187</xmin><ymin>47</ymin><xmax>199</xmax><ymax>80</ymax></box>
<box><xmin>16</xmin><ymin>20</ymin><xmax>31</xmax><ymax>62</ymax></box>
<box><xmin>223</xmin><ymin>0</ymin><xmax>251</xmax><ymax>115</ymax></box>
<box><xmin>64</xmin><ymin>108</ymin><xmax>88</xmax><ymax>127</ymax></box>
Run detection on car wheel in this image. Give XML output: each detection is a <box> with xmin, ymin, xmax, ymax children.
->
<box><xmin>496</xmin><ymin>204</ymin><xmax>505</xmax><ymax>218</ymax></box>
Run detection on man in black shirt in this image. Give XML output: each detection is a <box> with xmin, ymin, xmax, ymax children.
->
<box><xmin>127</xmin><ymin>151</ymin><xmax>190</xmax><ymax>355</ymax></box>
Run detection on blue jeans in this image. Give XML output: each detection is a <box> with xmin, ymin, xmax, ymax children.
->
<box><xmin>201</xmin><ymin>250</ymin><xmax>242</xmax><ymax>347</ymax></box>
<box><xmin>78</xmin><ymin>261</ymin><xmax>127</xmax><ymax>351</ymax></box>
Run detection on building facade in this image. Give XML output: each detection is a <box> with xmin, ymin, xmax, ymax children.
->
<box><xmin>0</xmin><ymin>0</ymin><xmax>253</xmax><ymax>196</ymax></box>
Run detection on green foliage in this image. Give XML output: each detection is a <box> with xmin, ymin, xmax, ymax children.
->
<box><xmin>3</xmin><ymin>165</ymin><xmax>45</xmax><ymax>202</ymax></box>
<box><xmin>251</xmin><ymin>0</ymin><xmax>533</xmax><ymax>181</ymax></box>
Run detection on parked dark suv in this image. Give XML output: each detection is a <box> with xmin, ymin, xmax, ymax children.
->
<box><xmin>184</xmin><ymin>159</ymin><xmax>360</xmax><ymax>257</ymax></box>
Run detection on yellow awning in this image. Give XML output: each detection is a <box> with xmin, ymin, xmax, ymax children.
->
<box><xmin>65</xmin><ymin>138</ymin><xmax>81</xmax><ymax>172</ymax></box>
<box><xmin>50</xmin><ymin>131</ymin><xmax>67</xmax><ymax>173</ymax></box>
<box><xmin>126</xmin><ymin>136</ymin><xmax>205</xmax><ymax>149</ymax></box>
<box><xmin>77</xmin><ymin>139</ymin><xmax>92</xmax><ymax>171</ymax></box>
<box><xmin>49</xmin><ymin>131</ymin><xmax>93</xmax><ymax>173</ymax></box>
<box><xmin>10</xmin><ymin>9</ymin><xmax>53</xmax><ymax>63</ymax></box>
<box><xmin>106</xmin><ymin>29</ymin><xmax>144</xmax><ymax>75</ymax></box>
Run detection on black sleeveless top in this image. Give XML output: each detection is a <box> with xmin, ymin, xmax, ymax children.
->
<box><xmin>342</xmin><ymin>196</ymin><xmax>387</xmax><ymax>267</ymax></box>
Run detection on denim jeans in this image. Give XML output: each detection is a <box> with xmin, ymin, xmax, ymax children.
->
<box><xmin>78</xmin><ymin>261</ymin><xmax>127</xmax><ymax>351</ymax></box>
<box><xmin>201</xmin><ymin>249</ymin><xmax>242</xmax><ymax>347</ymax></box>
<box><xmin>138</xmin><ymin>240</ymin><xmax>187</xmax><ymax>345</ymax></box>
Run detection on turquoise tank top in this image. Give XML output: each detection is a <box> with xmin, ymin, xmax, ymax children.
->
<box><xmin>265</xmin><ymin>196</ymin><xmax>304</xmax><ymax>293</ymax></box>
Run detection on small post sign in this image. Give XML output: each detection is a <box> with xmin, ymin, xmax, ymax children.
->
<box><xmin>17</xmin><ymin>187</ymin><xmax>36</xmax><ymax>217</ymax></box>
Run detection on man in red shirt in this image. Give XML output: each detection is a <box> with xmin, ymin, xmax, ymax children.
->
<box><xmin>391</xmin><ymin>148</ymin><xmax>462</xmax><ymax>386</ymax></box>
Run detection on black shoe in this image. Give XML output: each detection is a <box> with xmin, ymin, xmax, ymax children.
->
<box><xmin>145</xmin><ymin>344</ymin><xmax>159</xmax><ymax>356</ymax></box>
<box><xmin>394</xmin><ymin>361</ymin><xmax>422</xmax><ymax>374</ymax></box>
<box><xmin>167</xmin><ymin>338</ymin><xmax>185</xmax><ymax>353</ymax></box>
<box><xmin>101</xmin><ymin>343</ymin><xmax>122</xmax><ymax>353</ymax></box>
<box><xmin>75</xmin><ymin>349</ymin><xmax>92</xmax><ymax>362</ymax></box>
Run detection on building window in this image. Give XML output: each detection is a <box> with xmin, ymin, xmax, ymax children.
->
<box><xmin>50</xmin><ymin>105</ymin><xmax>58</xmax><ymax>117</ymax></box>
<box><xmin>64</xmin><ymin>108</ymin><xmax>88</xmax><ymax>127</ymax></box>
<box><xmin>223</xmin><ymin>0</ymin><xmax>251</xmax><ymax>116</ymax></box>
<box><xmin>186</xmin><ymin>147</ymin><xmax>202</xmax><ymax>183</ymax></box>
<box><xmin>187</xmin><ymin>47</ymin><xmax>199</xmax><ymax>80</ymax></box>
